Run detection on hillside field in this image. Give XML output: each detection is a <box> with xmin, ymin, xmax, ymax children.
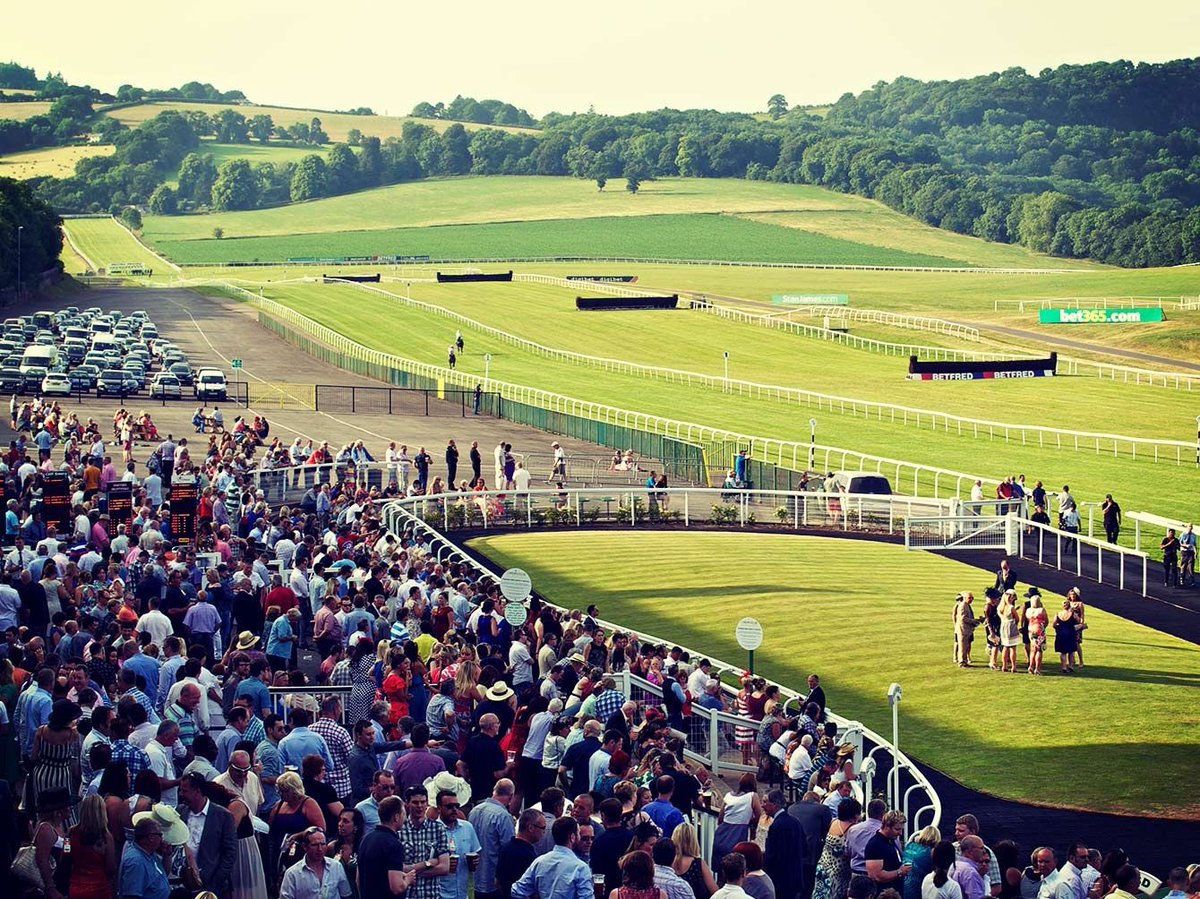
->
<box><xmin>138</xmin><ymin>176</ymin><xmax>1090</xmax><ymax>270</ymax></box>
<box><xmin>101</xmin><ymin>101</ymin><xmax>539</xmax><ymax>141</ymax></box>
<box><xmin>0</xmin><ymin>143</ymin><xmax>115</xmax><ymax>178</ymax></box>
<box><xmin>472</xmin><ymin>531</ymin><xmax>1200</xmax><ymax>818</ymax></box>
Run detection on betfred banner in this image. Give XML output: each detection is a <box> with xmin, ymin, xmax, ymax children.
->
<box><xmin>772</xmin><ymin>293</ymin><xmax>850</xmax><ymax>306</ymax></box>
<box><xmin>907</xmin><ymin>353</ymin><xmax>1057</xmax><ymax>381</ymax></box>
<box><xmin>1039</xmin><ymin>308</ymin><xmax>1165</xmax><ymax>324</ymax></box>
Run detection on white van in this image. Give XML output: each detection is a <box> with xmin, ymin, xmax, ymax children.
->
<box><xmin>195</xmin><ymin>368</ymin><xmax>228</xmax><ymax>400</ymax></box>
<box><xmin>20</xmin><ymin>344</ymin><xmax>59</xmax><ymax>373</ymax></box>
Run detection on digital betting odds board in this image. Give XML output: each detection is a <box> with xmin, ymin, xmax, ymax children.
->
<box><xmin>42</xmin><ymin>472</ymin><xmax>72</xmax><ymax>532</ymax></box>
<box><xmin>170</xmin><ymin>478</ymin><xmax>198</xmax><ymax>545</ymax></box>
<box><xmin>106</xmin><ymin>482</ymin><xmax>133</xmax><ymax>538</ymax></box>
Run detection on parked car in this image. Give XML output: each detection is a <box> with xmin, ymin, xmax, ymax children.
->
<box><xmin>69</xmin><ymin>366</ymin><xmax>98</xmax><ymax>390</ymax></box>
<box><xmin>97</xmin><ymin>368</ymin><xmax>135</xmax><ymax>397</ymax></box>
<box><xmin>150</xmin><ymin>373</ymin><xmax>182</xmax><ymax>399</ymax></box>
<box><xmin>22</xmin><ymin>366</ymin><xmax>48</xmax><ymax>393</ymax></box>
<box><xmin>168</xmin><ymin>361</ymin><xmax>194</xmax><ymax>386</ymax></box>
<box><xmin>40</xmin><ymin>373</ymin><xmax>72</xmax><ymax>397</ymax></box>
<box><xmin>0</xmin><ymin>367</ymin><xmax>24</xmax><ymax>393</ymax></box>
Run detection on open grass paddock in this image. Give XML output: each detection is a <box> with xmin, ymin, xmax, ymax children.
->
<box><xmin>62</xmin><ymin>217</ymin><xmax>166</xmax><ymax>272</ymax></box>
<box><xmin>0</xmin><ymin>143</ymin><xmax>115</xmax><ymax>179</ymax></box>
<box><xmin>470</xmin><ymin>530</ymin><xmax>1200</xmax><ymax>818</ymax></box>
<box><xmin>102</xmin><ymin>101</ymin><xmax>539</xmax><ymax>142</ymax></box>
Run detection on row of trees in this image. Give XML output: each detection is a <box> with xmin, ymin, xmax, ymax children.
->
<box><xmin>16</xmin><ymin>58</ymin><xmax>1200</xmax><ymax>266</ymax></box>
<box><xmin>114</xmin><ymin>81</ymin><xmax>246</xmax><ymax>104</ymax></box>
<box><xmin>0</xmin><ymin>177</ymin><xmax>63</xmax><ymax>292</ymax></box>
<box><xmin>410</xmin><ymin>95</ymin><xmax>537</xmax><ymax>128</ymax></box>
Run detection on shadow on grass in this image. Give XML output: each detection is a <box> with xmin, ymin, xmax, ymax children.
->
<box><xmin>1067</xmin><ymin>664</ymin><xmax>1200</xmax><ymax>688</ymax></box>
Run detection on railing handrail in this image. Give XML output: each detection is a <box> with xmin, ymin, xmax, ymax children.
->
<box><xmin>381</xmin><ymin>496</ymin><xmax>941</xmax><ymax>836</ymax></box>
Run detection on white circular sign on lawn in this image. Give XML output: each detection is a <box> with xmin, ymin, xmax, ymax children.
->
<box><xmin>504</xmin><ymin>602</ymin><xmax>529</xmax><ymax>627</ymax></box>
<box><xmin>735</xmin><ymin>617</ymin><xmax>764</xmax><ymax>651</ymax></box>
<box><xmin>499</xmin><ymin>568</ymin><xmax>532</xmax><ymax>603</ymax></box>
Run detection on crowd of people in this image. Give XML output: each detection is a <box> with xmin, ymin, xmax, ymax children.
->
<box><xmin>0</xmin><ymin>400</ymin><xmax>1192</xmax><ymax>899</ymax></box>
<box><xmin>950</xmin><ymin>560</ymin><xmax>1090</xmax><ymax>676</ymax></box>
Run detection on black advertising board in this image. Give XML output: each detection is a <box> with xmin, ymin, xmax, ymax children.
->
<box><xmin>106</xmin><ymin>482</ymin><xmax>133</xmax><ymax>538</ymax></box>
<box><xmin>42</xmin><ymin>472</ymin><xmax>72</xmax><ymax>532</ymax></box>
<box><xmin>170</xmin><ymin>478</ymin><xmax>198</xmax><ymax>545</ymax></box>
<box><xmin>907</xmin><ymin>352</ymin><xmax>1058</xmax><ymax>381</ymax></box>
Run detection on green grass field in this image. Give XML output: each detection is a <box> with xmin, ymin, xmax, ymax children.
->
<box><xmin>62</xmin><ymin>218</ymin><xmax>167</xmax><ymax>272</ymax></box>
<box><xmin>101</xmin><ymin>101</ymin><xmax>539</xmax><ymax>141</ymax></box>
<box><xmin>258</xmin><ymin>280</ymin><xmax>1200</xmax><ymax>526</ymax></box>
<box><xmin>163</xmin><ymin>140</ymin><xmax>340</xmax><ymax>184</ymax></box>
<box><xmin>471</xmin><ymin>531</ymin><xmax>1200</xmax><ymax>817</ymax></box>
<box><xmin>139</xmin><ymin>176</ymin><xmax>1085</xmax><ymax>270</ymax></box>
<box><xmin>0</xmin><ymin>143</ymin><xmax>115</xmax><ymax>179</ymax></box>
<box><xmin>153</xmin><ymin>213</ymin><xmax>961</xmax><ymax>267</ymax></box>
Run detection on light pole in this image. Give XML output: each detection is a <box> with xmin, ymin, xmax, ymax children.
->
<box><xmin>887</xmin><ymin>683</ymin><xmax>902</xmax><ymax>813</ymax></box>
<box><xmin>484</xmin><ymin>353</ymin><xmax>492</xmax><ymax>387</ymax></box>
<box><xmin>15</xmin><ymin>225</ymin><xmax>23</xmax><ymax>300</ymax></box>
<box><xmin>1195</xmin><ymin>416</ymin><xmax>1200</xmax><ymax>467</ymax></box>
<box><xmin>809</xmin><ymin>418</ymin><xmax>817</xmax><ymax>471</ymax></box>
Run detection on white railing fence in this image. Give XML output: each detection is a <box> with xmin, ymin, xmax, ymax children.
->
<box><xmin>270</xmin><ymin>280</ymin><xmax>1196</xmax><ymax>467</ymax></box>
<box><xmin>195</xmin><ymin>279</ymin><xmax>994</xmax><ymax>499</ymax></box>
<box><xmin>381</xmin><ymin>497</ymin><xmax>941</xmax><ymax>837</ymax></box>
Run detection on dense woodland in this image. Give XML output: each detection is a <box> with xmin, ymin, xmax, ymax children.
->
<box><xmin>4</xmin><ymin>58</ymin><xmax>1200</xmax><ymax>267</ymax></box>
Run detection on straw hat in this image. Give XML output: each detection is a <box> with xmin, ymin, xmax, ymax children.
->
<box><xmin>235</xmin><ymin>631</ymin><xmax>260</xmax><ymax>650</ymax></box>
<box><xmin>485</xmin><ymin>682</ymin><xmax>514</xmax><ymax>702</ymax></box>
<box><xmin>424</xmin><ymin>771</ymin><xmax>472</xmax><ymax>807</ymax></box>
<box><xmin>133</xmin><ymin>803</ymin><xmax>189</xmax><ymax>845</ymax></box>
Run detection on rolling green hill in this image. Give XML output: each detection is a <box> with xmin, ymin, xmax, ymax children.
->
<box><xmin>140</xmin><ymin>176</ymin><xmax>1092</xmax><ymax>269</ymax></box>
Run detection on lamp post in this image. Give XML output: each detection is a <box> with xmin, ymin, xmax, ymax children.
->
<box><xmin>887</xmin><ymin>683</ymin><xmax>902</xmax><ymax>812</ymax></box>
<box><xmin>15</xmin><ymin>225</ymin><xmax>23</xmax><ymax>300</ymax></box>
<box><xmin>809</xmin><ymin>418</ymin><xmax>817</xmax><ymax>471</ymax></box>
<box><xmin>484</xmin><ymin>353</ymin><xmax>492</xmax><ymax>387</ymax></box>
<box><xmin>1195</xmin><ymin>416</ymin><xmax>1200</xmax><ymax>467</ymax></box>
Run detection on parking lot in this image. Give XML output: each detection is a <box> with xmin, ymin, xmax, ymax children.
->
<box><xmin>2</xmin><ymin>285</ymin><xmax>643</xmax><ymax>484</ymax></box>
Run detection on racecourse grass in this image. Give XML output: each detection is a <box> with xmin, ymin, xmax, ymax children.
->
<box><xmin>260</xmin><ymin>281</ymin><xmax>1200</xmax><ymax>526</ymax></box>
<box><xmin>153</xmin><ymin>214</ymin><xmax>960</xmax><ymax>267</ymax></box>
<box><xmin>0</xmin><ymin>144</ymin><xmax>115</xmax><ymax>179</ymax></box>
<box><xmin>471</xmin><ymin>531</ymin><xmax>1200</xmax><ymax>818</ymax></box>
<box><xmin>62</xmin><ymin>217</ymin><xmax>166</xmax><ymax>273</ymax></box>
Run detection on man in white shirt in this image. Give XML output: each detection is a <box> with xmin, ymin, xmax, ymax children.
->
<box><xmin>0</xmin><ymin>578</ymin><xmax>20</xmax><ymax>631</ymax></box>
<box><xmin>137</xmin><ymin>597</ymin><xmax>175</xmax><ymax>649</ymax></box>
<box><xmin>4</xmin><ymin>537</ymin><xmax>36</xmax><ymax>570</ymax></box>
<box><xmin>513</xmin><ymin>463</ymin><xmax>531</xmax><ymax>492</ymax></box>
<box><xmin>1051</xmin><ymin>844</ymin><xmax>1089</xmax><ymax>899</ymax></box>
<box><xmin>687</xmin><ymin>659</ymin><xmax>712</xmax><ymax>700</ymax></box>
<box><xmin>711</xmin><ymin>853</ymin><xmax>751</xmax><ymax>899</ymax></box>
<box><xmin>146</xmin><ymin>720</ymin><xmax>183</xmax><ymax>806</ymax></box>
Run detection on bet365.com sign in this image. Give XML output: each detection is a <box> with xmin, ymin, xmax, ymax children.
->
<box><xmin>1039</xmin><ymin>308</ymin><xmax>1165</xmax><ymax>324</ymax></box>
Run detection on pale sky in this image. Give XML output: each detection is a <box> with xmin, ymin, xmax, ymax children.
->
<box><xmin>5</xmin><ymin>0</ymin><xmax>1198</xmax><ymax>117</ymax></box>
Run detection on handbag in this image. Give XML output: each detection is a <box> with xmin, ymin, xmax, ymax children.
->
<box><xmin>13</xmin><ymin>823</ymin><xmax>50</xmax><ymax>890</ymax></box>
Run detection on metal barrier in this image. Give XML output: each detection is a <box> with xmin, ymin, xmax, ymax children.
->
<box><xmin>380</xmin><ymin>495</ymin><xmax>942</xmax><ymax>838</ymax></box>
<box><xmin>905</xmin><ymin>515</ymin><xmax>1017</xmax><ymax>552</ymax></box>
<box><xmin>1017</xmin><ymin>520</ymin><xmax>1149</xmax><ymax>596</ymax></box>
<box><xmin>385</xmin><ymin>486</ymin><xmax>957</xmax><ymax>537</ymax></box>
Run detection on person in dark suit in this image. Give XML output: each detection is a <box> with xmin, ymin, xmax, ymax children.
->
<box><xmin>604</xmin><ymin>701</ymin><xmax>638</xmax><ymax>752</ymax></box>
<box><xmin>788</xmin><ymin>791</ymin><xmax>833</xmax><ymax>899</ymax></box>
<box><xmin>994</xmin><ymin>559</ymin><xmax>1017</xmax><ymax>593</ymax></box>
<box><xmin>803</xmin><ymin>675</ymin><xmax>826</xmax><ymax>721</ymax></box>
<box><xmin>178</xmin><ymin>772</ymin><xmax>238</xmax><ymax>896</ymax></box>
<box><xmin>763</xmin><ymin>789</ymin><xmax>803</xmax><ymax>899</ymax></box>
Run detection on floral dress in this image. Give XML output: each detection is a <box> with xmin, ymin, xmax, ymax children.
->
<box><xmin>813</xmin><ymin>826</ymin><xmax>851</xmax><ymax>899</ymax></box>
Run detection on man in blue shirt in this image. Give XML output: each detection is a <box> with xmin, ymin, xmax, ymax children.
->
<box><xmin>510</xmin><ymin>818</ymin><xmax>592</xmax><ymax>899</ymax></box>
<box><xmin>278</xmin><ymin>707</ymin><xmax>334</xmax><ymax>771</ymax></box>
<box><xmin>235</xmin><ymin>659</ymin><xmax>273</xmax><ymax>719</ymax></box>
<box><xmin>121</xmin><ymin>641</ymin><xmax>163</xmax><ymax>710</ymax></box>
<box><xmin>641</xmin><ymin>775</ymin><xmax>686</xmax><ymax>839</ymax></box>
<box><xmin>119</xmin><ymin>816</ymin><xmax>172</xmax><ymax>899</ymax></box>
<box><xmin>437</xmin><ymin>787</ymin><xmax>481</xmax><ymax>899</ymax></box>
<box><xmin>15</xmin><ymin>668</ymin><xmax>54</xmax><ymax>756</ymax></box>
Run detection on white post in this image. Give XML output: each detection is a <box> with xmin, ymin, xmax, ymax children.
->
<box><xmin>723</xmin><ymin>351</ymin><xmax>729</xmax><ymax>392</ymax></box>
<box><xmin>484</xmin><ymin>353</ymin><xmax>492</xmax><ymax>388</ymax></box>
<box><xmin>809</xmin><ymin>419</ymin><xmax>817</xmax><ymax>471</ymax></box>
<box><xmin>888</xmin><ymin>683</ymin><xmax>902</xmax><ymax>809</ymax></box>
